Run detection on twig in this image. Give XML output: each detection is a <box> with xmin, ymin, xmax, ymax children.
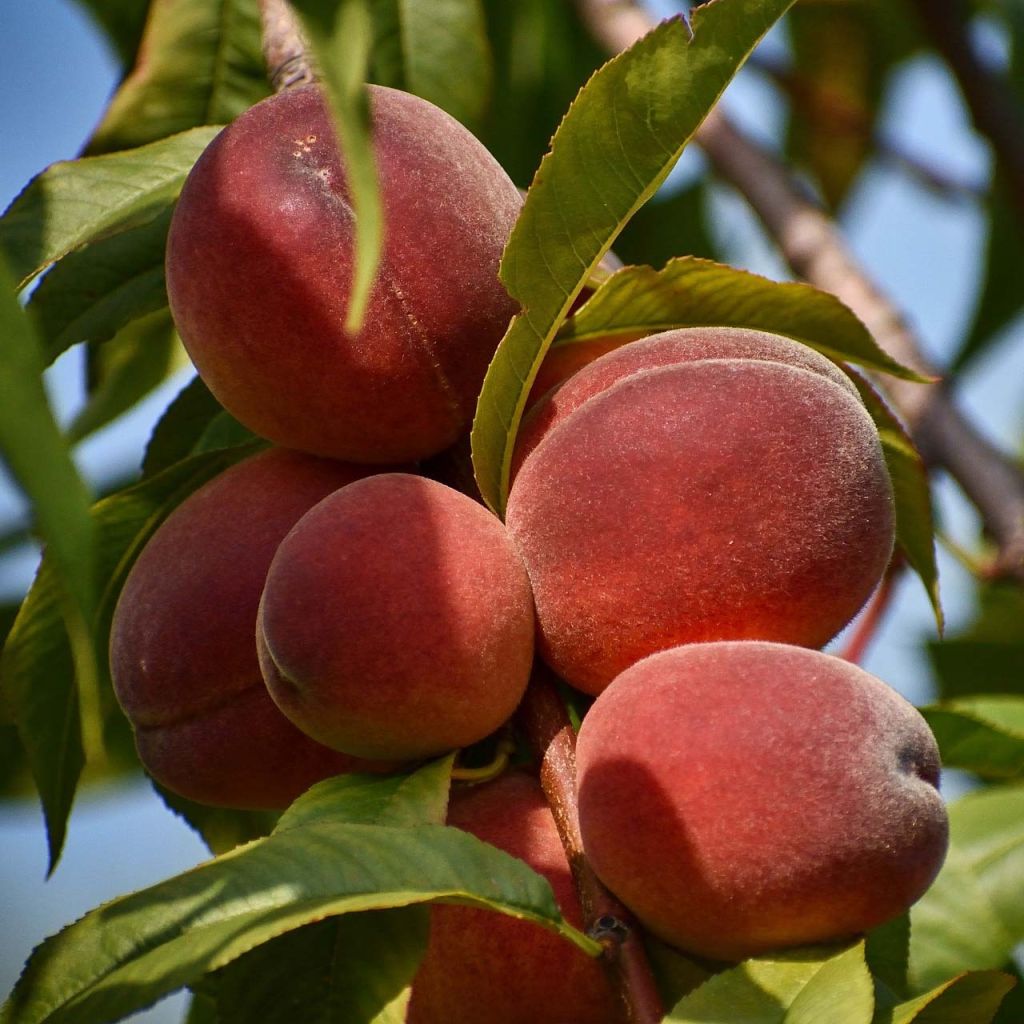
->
<box><xmin>574</xmin><ymin>0</ymin><xmax>1024</xmax><ymax>583</ymax></box>
<box><xmin>517</xmin><ymin>666</ymin><xmax>666</xmax><ymax>1024</ymax></box>
<box><xmin>906</xmin><ymin>0</ymin><xmax>1024</xmax><ymax>230</ymax></box>
<box><xmin>259</xmin><ymin>0</ymin><xmax>315</xmax><ymax>92</ymax></box>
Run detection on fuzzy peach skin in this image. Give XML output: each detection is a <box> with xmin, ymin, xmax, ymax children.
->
<box><xmin>506</xmin><ymin>327</ymin><xmax>895</xmax><ymax>695</ymax></box>
<box><xmin>258</xmin><ymin>474</ymin><xmax>535</xmax><ymax>760</ymax></box>
<box><xmin>109</xmin><ymin>448</ymin><xmax>399</xmax><ymax>810</ymax></box>
<box><xmin>408</xmin><ymin>772</ymin><xmax>623</xmax><ymax>1024</ymax></box>
<box><xmin>166</xmin><ymin>84</ymin><xmax>521</xmax><ymax>464</ymax></box>
<box><xmin>575</xmin><ymin>642</ymin><xmax>949</xmax><ymax>961</ymax></box>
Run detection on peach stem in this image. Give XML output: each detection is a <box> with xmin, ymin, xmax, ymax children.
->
<box><xmin>518</xmin><ymin>665</ymin><xmax>666</xmax><ymax>1024</ymax></box>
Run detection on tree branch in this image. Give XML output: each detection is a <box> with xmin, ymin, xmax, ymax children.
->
<box><xmin>517</xmin><ymin>667</ymin><xmax>666</xmax><ymax>1024</ymax></box>
<box><xmin>575</xmin><ymin>0</ymin><xmax>1024</xmax><ymax>582</ymax></box>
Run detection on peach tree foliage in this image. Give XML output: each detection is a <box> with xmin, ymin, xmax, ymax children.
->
<box><xmin>0</xmin><ymin>0</ymin><xmax>1022</xmax><ymax>1022</ymax></box>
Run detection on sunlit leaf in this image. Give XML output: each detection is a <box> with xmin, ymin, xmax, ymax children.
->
<box><xmin>910</xmin><ymin>785</ymin><xmax>1024</xmax><ymax>990</ymax></box>
<box><xmin>87</xmin><ymin>0</ymin><xmax>268</xmax><ymax>155</ymax></box>
<box><xmin>667</xmin><ymin>942</ymin><xmax>873</xmax><ymax>1023</ymax></box>
<box><xmin>1</xmin><ymin>762</ymin><xmax>595</xmax><ymax>1024</ymax></box>
<box><xmin>0</xmin><ymin>127</ymin><xmax>221</xmax><ymax>289</ymax></box>
<box><xmin>555</xmin><ymin>257</ymin><xmax>920</xmax><ymax>379</ymax></box>
<box><xmin>470</xmin><ymin>0</ymin><xmax>802</xmax><ymax>514</ymax></box>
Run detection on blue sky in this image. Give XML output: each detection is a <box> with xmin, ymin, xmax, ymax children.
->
<box><xmin>2</xmin><ymin>3</ymin><xmax>1023</xmax><ymax>1021</ymax></box>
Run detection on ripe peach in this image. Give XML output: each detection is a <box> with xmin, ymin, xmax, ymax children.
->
<box><xmin>408</xmin><ymin>772</ymin><xmax>623</xmax><ymax>1024</ymax></box>
<box><xmin>576</xmin><ymin>642</ymin><xmax>949</xmax><ymax>961</ymax></box>
<box><xmin>166</xmin><ymin>84</ymin><xmax>522</xmax><ymax>464</ymax></box>
<box><xmin>506</xmin><ymin>327</ymin><xmax>895</xmax><ymax>694</ymax></box>
<box><xmin>257</xmin><ymin>474</ymin><xmax>534</xmax><ymax>760</ymax></box>
<box><xmin>109</xmin><ymin>447</ymin><xmax>397</xmax><ymax>809</ymax></box>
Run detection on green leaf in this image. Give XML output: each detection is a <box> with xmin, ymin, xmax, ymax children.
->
<box><xmin>666</xmin><ymin>942</ymin><xmax>874</xmax><ymax>1023</ymax></box>
<box><xmin>214</xmin><ymin>908</ymin><xmax>428</xmax><ymax>1024</ymax></box>
<box><xmin>554</xmin><ymin>257</ymin><xmax>920</xmax><ymax>379</ymax></box>
<box><xmin>866</xmin><ymin>914</ymin><xmax>911</xmax><ymax>1001</ymax></box>
<box><xmin>929</xmin><ymin>584</ymin><xmax>1024</xmax><ymax>700</ymax></box>
<box><xmin>275</xmin><ymin>755</ymin><xmax>453</xmax><ymax>833</ymax></box>
<box><xmin>27</xmin><ymin>207</ymin><xmax>172</xmax><ymax>364</ymax></box>
<box><xmin>0</xmin><ymin>127</ymin><xmax>221</xmax><ymax>290</ymax></box>
<box><xmin>875</xmin><ymin>971</ymin><xmax>1015</xmax><ymax>1024</ymax></box>
<box><xmin>1</xmin><ymin>764</ymin><xmax>595</xmax><ymax>1024</ymax></box>
<box><xmin>0</xmin><ymin>446</ymin><xmax>258</xmax><ymax>871</ymax></box>
<box><xmin>910</xmin><ymin>785</ymin><xmax>1024</xmax><ymax>990</ymax></box>
<box><xmin>67</xmin><ymin>311</ymin><xmax>184</xmax><ymax>444</ymax></box>
<box><xmin>369</xmin><ymin>0</ymin><xmax>492</xmax><ymax>129</ymax></box>
<box><xmin>470</xmin><ymin>0</ymin><xmax>801</xmax><ymax>514</ymax></box>
<box><xmin>849</xmin><ymin>373</ymin><xmax>941</xmax><ymax>630</ymax></box>
<box><xmin>291</xmin><ymin>0</ymin><xmax>382</xmax><ymax>335</ymax></box>
<box><xmin>921</xmin><ymin>697</ymin><xmax>1024</xmax><ymax>779</ymax></box>
<box><xmin>141</xmin><ymin>377</ymin><xmax>226</xmax><ymax>478</ymax></box>
<box><xmin>86</xmin><ymin>0</ymin><xmax>269</xmax><ymax>155</ymax></box>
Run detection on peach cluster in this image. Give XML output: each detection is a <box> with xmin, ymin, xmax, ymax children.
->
<box><xmin>107</xmin><ymin>81</ymin><xmax>947</xmax><ymax>1019</ymax></box>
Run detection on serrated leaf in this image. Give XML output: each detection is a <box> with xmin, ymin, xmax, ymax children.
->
<box><xmin>469</xmin><ymin>0</ymin><xmax>801</xmax><ymax>514</ymax></box>
<box><xmin>849</xmin><ymin>373</ymin><xmax>941</xmax><ymax>630</ymax></box>
<box><xmin>921</xmin><ymin>697</ymin><xmax>1024</xmax><ymax>778</ymax></box>
<box><xmin>875</xmin><ymin>971</ymin><xmax>1015</xmax><ymax>1024</ymax></box>
<box><xmin>27</xmin><ymin>207</ymin><xmax>172</xmax><ymax>364</ymax></box>
<box><xmin>1</xmin><ymin>760</ymin><xmax>596</xmax><ymax>1024</ymax></box>
<box><xmin>87</xmin><ymin>0</ymin><xmax>269</xmax><ymax>155</ymax></box>
<box><xmin>555</xmin><ymin>257</ymin><xmax>920</xmax><ymax>379</ymax></box>
<box><xmin>910</xmin><ymin>785</ymin><xmax>1024</xmax><ymax>990</ymax></box>
<box><xmin>291</xmin><ymin>0</ymin><xmax>381</xmax><ymax>335</ymax></box>
<box><xmin>666</xmin><ymin>942</ymin><xmax>873</xmax><ymax>1023</ymax></box>
<box><xmin>141</xmin><ymin>377</ymin><xmax>226</xmax><ymax>478</ymax></box>
<box><xmin>371</xmin><ymin>0</ymin><xmax>492</xmax><ymax>129</ymax></box>
<box><xmin>0</xmin><ymin>127</ymin><xmax>221</xmax><ymax>289</ymax></box>
<box><xmin>66</xmin><ymin>310</ymin><xmax>184</xmax><ymax>444</ymax></box>
<box><xmin>866</xmin><ymin>914</ymin><xmax>911</xmax><ymax>1001</ymax></box>
<box><xmin>214</xmin><ymin>908</ymin><xmax>428</xmax><ymax>1024</ymax></box>
<box><xmin>0</xmin><ymin>446</ymin><xmax>258</xmax><ymax>871</ymax></box>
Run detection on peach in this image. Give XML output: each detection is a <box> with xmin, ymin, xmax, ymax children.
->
<box><xmin>506</xmin><ymin>327</ymin><xmax>895</xmax><ymax>694</ymax></box>
<box><xmin>408</xmin><ymin>772</ymin><xmax>623</xmax><ymax>1024</ymax></box>
<box><xmin>575</xmin><ymin>642</ymin><xmax>949</xmax><ymax>961</ymax></box>
<box><xmin>257</xmin><ymin>474</ymin><xmax>534</xmax><ymax>760</ymax></box>
<box><xmin>166</xmin><ymin>84</ymin><xmax>522</xmax><ymax>464</ymax></box>
<box><xmin>109</xmin><ymin>447</ymin><xmax>397</xmax><ymax>809</ymax></box>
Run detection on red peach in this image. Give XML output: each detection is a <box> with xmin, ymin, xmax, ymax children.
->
<box><xmin>167</xmin><ymin>84</ymin><xmax>522</xmax><ymax>464</ymax></box>
<box><xmin>258</xmin><ymin>474</ymin><xmax>535</xmax><ymax>760</ymax></box>
<box><xmin>576</xmin><ymin>642</ymin><xmax>949</xmax><ymax>961</ymax></box>
<box><xmin>408</xmin><ymin>772</ymin><xmax>623</xmax><ymax>1024</ymax></box>
<box><xmin>109</xmin><ymin>447</ymin><xmax>397</xmax><ymax>809</ymax></box>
